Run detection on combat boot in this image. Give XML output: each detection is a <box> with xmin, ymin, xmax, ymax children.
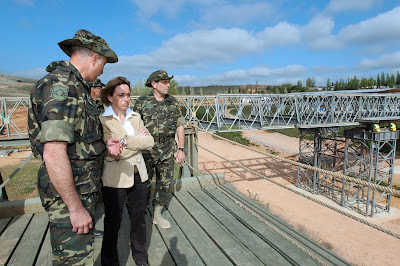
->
<box><xmin>153</xmin><ymin>205</ymin><xmax>171</xmax><ymax>229</ymax></box>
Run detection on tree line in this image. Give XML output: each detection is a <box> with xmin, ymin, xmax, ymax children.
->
<box><xmin>131</xmin><ymin>71</ymin><xmax>400</xmax><ymax>95</ymax></box>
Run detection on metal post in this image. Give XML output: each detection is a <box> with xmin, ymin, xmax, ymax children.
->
<box><xmin>313</xmin><ymin>129</ymin><xmax>320</xmax><ymax>194</ymax></box>
<box><xmin>342</xmin><ymin>138</ymin><xmax>349</xmax><ymax>206</ymax></box>
<box><xmin>365</xmin><ymin>140</ymin><xmax>374</xmax><ymax>216</ymax></box>
<box><xmin>181</xmin><ymin>122</ymin><xmax>198</xmax><ymax>178</ymax></box>
<box><xmin>0</xmin><ymin>171</ymin><xmax>9</xmax><ymax>201</ymax></box>
<box><xmin>4</xmin><ymin>100</ymin><xmax>9</xmax><ymax>138</ymax></box>
<box><xmin>215</xmin><ymin>96</ymin><xmax>221</xmax><ymax>130</ymax></box>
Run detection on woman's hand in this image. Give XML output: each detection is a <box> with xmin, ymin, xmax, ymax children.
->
<box><xmin>107</xmin><ymin>138</ymin><xmax>123</xmax><ymax>155</ymax></box>
<box><xmin>138</xmin><ymin>128</ymin><xmax>150</xmax><ymax>136</ymax></box>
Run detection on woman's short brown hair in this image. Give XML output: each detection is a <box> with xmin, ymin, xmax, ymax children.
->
<box><xmin>100</xmin><ymin>76</ymin><xmax>131</xmax><ymax>106</ymax></box>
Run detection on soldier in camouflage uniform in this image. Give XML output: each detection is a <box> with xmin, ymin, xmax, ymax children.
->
<box><xmin>132</xmin><ymin>70</ymin><xmax>186</xmax><ymax>229</ymax></box>
<box><xmin>28</xmin><ymin>29</ymin><xmax>121</xmax><ymax>265</ymax></box>
<box><xmin>88</xmin><ymin>78</ymin><xmax>105</xmax><ymax>114</ymax></box>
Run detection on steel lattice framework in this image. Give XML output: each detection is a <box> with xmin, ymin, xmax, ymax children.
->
<box><xmin>343</xmin><ymin>129</ymin><xmax>398</xmax><ymax>217</ymax></box>
<box><xmin>1</xmin><ymin>93</ymin><xmax>399</xmax><ymax>217</ymax></box>
<box><xmin>2</xmin><ymin>93</ymin><xmax>400</xmax><ymax>137</ymax></box>
<box><xmin>297</xmin><ymin>126</ymin><xmax>398</xmax><ymax>217</ymax></box>
<box><xmin>0</xmin><ymin>97</ymin><xmax>29</xmax><ymax>139</ymax></box>
<box><xmin>174</xmin><ymin>93</ymin><xmax>400</xmax><ymax>131</ymax></box>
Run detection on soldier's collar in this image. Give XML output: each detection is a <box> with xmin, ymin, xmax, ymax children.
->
<box><xmin>68</xmin><ymin>62</ymin><xmax>86</xmax><ymax>85</ymax></box>
<box><xmin>149</xmin><ymin>91</ymin><xmax>172</xmax><ymax>102</ymax></box>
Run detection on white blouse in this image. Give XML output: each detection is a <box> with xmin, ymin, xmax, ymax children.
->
<box><xmin>103</xmin><ymin>106</ymin><xmax>135</xmax><ymax>136</ymax></box>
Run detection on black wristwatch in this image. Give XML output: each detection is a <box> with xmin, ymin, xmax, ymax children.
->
<box><xmin>178</xmin><ymin>147</ymin><xmax>186</xmax><ymax>152</ymax></box>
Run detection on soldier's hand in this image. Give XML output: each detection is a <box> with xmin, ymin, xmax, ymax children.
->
<box><xmin>107</xmin><ymin>138</ymin><xmax>123</xmax><ymax>155</ymax></box>
<box><xmin>70</xmin><ymin>207</ymin><xmax>93</xmax><ymax>235</ymax></box>
<box><xmin>175</xmin><ymin>150</ymin><xmax>186</xmax><ymax>163</ymax></box>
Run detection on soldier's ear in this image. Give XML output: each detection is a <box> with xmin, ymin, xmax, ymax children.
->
<box><xmin>90</xmin><ymin>54</ymin><xmax>100</xmax><ymax>67</ymax></box>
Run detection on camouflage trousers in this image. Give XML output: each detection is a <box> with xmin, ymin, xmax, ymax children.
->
<box><xmin>144</xmin><ymin>153</ymin><xmax>175</xmax><ymax>206</ymax></box>
<box><xmin>47</xmin><ymin>192</ymin><xmax>97</xmax><ymax>265</ymax></box>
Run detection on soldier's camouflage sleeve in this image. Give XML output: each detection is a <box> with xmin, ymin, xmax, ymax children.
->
<box><xmin>131</xmin><ymin>96</ymin><xmax>144</xmax><ymax>117</ymax></box>
<box><xmin>37</xmin><ymin>82</ymin><xmax>83</xmax><ymax>144</ymax></box>
<box><xmin>172</xmin><ymin>97</ymin><xmax>185</xmax><ymax>127</ymax></box>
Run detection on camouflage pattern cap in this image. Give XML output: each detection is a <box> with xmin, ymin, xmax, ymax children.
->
<box><xmin>145</xmin><ymin>70</ymin><xmax>174</xmax><ymax>87</ymax></box>
<box><xmin>58</xmin><ymin>29</ymin><xmax>118</xmax><ymax>63</ymax></box>
<box><xmin>87</xmin><ymin>79</ymin><xmax>105</xmax><ymax>88</ymax></box>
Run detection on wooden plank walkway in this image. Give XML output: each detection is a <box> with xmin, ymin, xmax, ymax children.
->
<box><xmin>0</xmin><ymin>184</ymin><xmax>350</xmax><ymax>265</ymax></box>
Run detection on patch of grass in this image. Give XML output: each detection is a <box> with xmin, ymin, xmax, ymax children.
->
<box><xmin>1</xmin><ymin>158</ymin><xmax>41</xmax><ymax>201</ymax></box>
<box><xmin>270</xmin><ymin>128</ymin><xmax>301</xmax><ymax>138</ymax></box>
<box><xmin>320</xmin><ymin>240</ymin><xmax>334</xmax><ymax>251</ymax></box>
<box><xmin>373</xmin><ymin>180</ymin><xmax>400</xmax><ymax>198</ymax></box>
<box><xmin>214</xmin><ymin>131</ymin><xmax>251</xmax><ymax>146</ymax></box>
<box><xmin>247</xmin><ymin>189</ymin><xmax>260</xmax><ymax>202</ymax></box>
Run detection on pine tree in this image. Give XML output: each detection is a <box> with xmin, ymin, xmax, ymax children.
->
<box><xmin>396</xmin><ymin>71</ymin><xmax>400</xmax><ymax>87</ymax></box>
<box><xmin>377</xmin><ymin>74</ymin><xmax>381</xmax><ymax>88</ymax></box>
<box><xmin>389</xmin><ymin>74</ymin><xmax>395</xmax><ymax>88</ymax></box>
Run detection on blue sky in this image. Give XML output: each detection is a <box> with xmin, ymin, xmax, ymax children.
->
<box><xmin>1</xmin><ymin>0</ymin><xmax>400</xmax><ymax>87</ymax></box>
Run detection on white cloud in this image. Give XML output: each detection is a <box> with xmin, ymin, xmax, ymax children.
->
<box><xmin>130</xmin><ymin>0</ymin><xmax>186</xmax><ymax>33</ymax></box>
<box><xmin>326</xmin><ymin>0</ymin><xmax>377</xmax><ymax>13</ymax></box>
<box><xmin>303</xmin><ymin>16</ymin><xmax>335</xmax><ymax>40</ymax></box>
<box><xmin>355</xmin><ymin>51</ymin><xmax>400</xmax><ymax>70</ymax></box>
<box><xmin>107</xmin><ymin>25</ymin><xmax>301</xmax><ymax>78</ymax></box>
<box><xmin>338</xmin><ymin>6</ymin><xmax>400</xmax><ymax>43</ymax></box>
<box><xmin>175</xmin><ymin>65</ymin><xmax>307</xmax><ymax>86</ymax></box>
<box><xmin>130</xmin><ymin>1</ymin><xmax>282</xmax><ymax>32</ymax></box>
<box><xmin>258</xmin><ymin>22</ymin><xmax>301</xmax><ymax>46</ymax></box>
<box><xmin>302</xmin><ymin>15</ymin><xmax>344</xmax><ymax>50</ymax></box>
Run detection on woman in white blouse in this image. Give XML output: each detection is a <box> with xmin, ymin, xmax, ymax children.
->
<box><xmin>99</xmin><ymin>77</ymin><xmax>154</xmax><ymax>266</ymax></box>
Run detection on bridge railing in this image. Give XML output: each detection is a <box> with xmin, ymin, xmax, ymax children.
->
<box><xmin>175</xmin><ymin>93</ymin><xmax>400</xmax><ymax>131</ymax></box>
<box><xmin>0</xmin><ymin>97</ymin><xmax>29</xmax><ymax>139</ymax></box>
<box><xmin>1</xmin><ymin>93</ymin><xmax>400</xmax><ymax>140</ymax></box>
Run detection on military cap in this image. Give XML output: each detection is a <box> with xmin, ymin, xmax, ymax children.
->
<box><xmin>58</xmin><ymin>29</ymin><xmax>118</xmax><ymax>63</ymax></box>
<box><xmin>88</xmin><ymin>79</ymin><xmax>105</xmax><ymax>88</ymax></box>
<box><xmin>145</xmin><ymin>70</ymin><xmax>174</xmax><ymax>87</ymax></box>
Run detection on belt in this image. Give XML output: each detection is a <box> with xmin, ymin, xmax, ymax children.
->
<box><xmin>154</xmin><ymin>135</ymin><xmax>174</xmax><ymax>143</ymax></box>
<box><xmin>70</xmin><ymin>158</ymin><xmax>103</xmax><ymax>170</ymax></box>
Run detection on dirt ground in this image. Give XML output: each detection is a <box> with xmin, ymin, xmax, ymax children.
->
<box><xmin>197</xmin><ymin>132</ymin><xmax>400</xmax><ymax>266</ymax></box>
<box><xmin>2</xmin><ymin>106</ymin><xmax>400</xmax><ymax>265</ymax></box>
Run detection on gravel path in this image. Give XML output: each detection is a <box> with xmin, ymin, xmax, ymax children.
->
<box><xmin>197</xmin><ymin>133</ymin><xmax>400</xmax><ymax>266</ymax></box>
<box><xmin>242</xmin><ymin>130</ymin><xmax>300</xmax><ymax>155</ymax></box>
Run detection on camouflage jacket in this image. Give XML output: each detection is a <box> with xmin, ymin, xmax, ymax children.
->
<box><xmin>96</xmin><ymin>100</ymin><xmax>105</xmax><ymax>114</ymax></box>
<box><xmin>132</xmin><ymin>92</ymin><xmax>185</xmax><ymax>159</ymax></box>
<box><xmin>28</xmin><ymin>61</ymin><xmax>105</xmax><ymax>202</ymax></box>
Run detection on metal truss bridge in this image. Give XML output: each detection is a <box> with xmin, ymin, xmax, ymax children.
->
<box><xmin>175</xmin><ymin>93</ymin><xmax>400</xmax><ymax>131</ymax></box>
<box><xmin>2</xmin><ymin>92</ymin><xmax>400</xmax><ymax>139</ymax></box>
<box><xmin>1</xmin><ymin>92</ymin><xmax>400</xmax><ymax>217</ymax></box>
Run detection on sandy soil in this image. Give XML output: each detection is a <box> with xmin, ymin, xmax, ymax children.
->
<box><xmin>2</xmin><ymin>107</ymin><xmax>400</xmax><ymax>265</ymax></box>
<box><xmin>197</xmin><ymin>132</ymin><xmax>400</xmax><ymax>266</ymax></box>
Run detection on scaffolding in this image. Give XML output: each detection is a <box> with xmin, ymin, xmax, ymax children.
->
<box><xmin>343</xmin><ymin>128</ymin><xmax>398</xmax><ymax>216</ymax></box>
<box><xmin>297</xmin><ymin>125</ymin><xmax>398</xmax><ymax>217</ymax></box>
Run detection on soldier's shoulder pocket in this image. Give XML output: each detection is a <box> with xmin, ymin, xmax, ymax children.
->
<box><xmin>51</xmin><ymin>84</ymin><xmax>69</xmax><ymax>101</ymax></box>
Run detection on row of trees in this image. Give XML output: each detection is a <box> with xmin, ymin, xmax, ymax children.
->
<box><xmin>130</xmin><ymin>71</ymin><xmax>400</xmax><ymax>96</ymax></box>
<box><xmin>326</xmin><ymin>71</ymin><xmax>400</xmax><ymax>91</ymax></box>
